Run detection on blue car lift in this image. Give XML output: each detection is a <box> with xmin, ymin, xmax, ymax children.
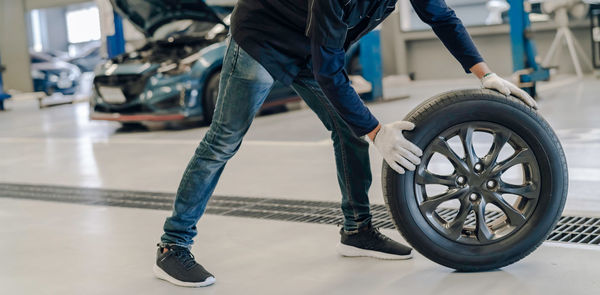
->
<box><xmin>0</xmin><ymin>55</ymin><xmax>11</xmax><ymax>111</ymax></box>
<box><xmin>508</xmin><ymin>0</ymin><xmax>550</xmax><ymax>97</ymax></box>
<box><xmin>106</xmin><ymin>12</ymin><xmax>126</xmax><ymax>58</ymax></box>
<box><xmin>359</xmin><ymin>29</ymin><xmax>384</xmax><ymax>101</ymax></box>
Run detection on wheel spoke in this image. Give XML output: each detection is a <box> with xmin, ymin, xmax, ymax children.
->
<box><xmin>430</xmin><ymin>137</ymin><xmax>469</xmax><ymax>174</ymax></box>
<box><xmin>486</xmin><ymin>191</ymin><xmax>527</xmax><ymax>227</ymax></box>
<box><xmin>492</xmin><ymin>148</ymin><xmax>534</xmax><ymax>174</ymax></box>
<box><xmin>474</xmin><ymin>200</ymin><xmax>494</xmax><ymax>242</ymax></box>
<box><xmin>416</xmin><ymin>122</ymin><xmax>539</xmax><ymax>245</ymax></box>
<box><xmin>420</xmin><ymin>187</ymin><xmax>469</xmax><ymax>214</ymax></box>
<box><xmin>446</xmin><ymin>199</ymin><xmax>472</xmax><ymax>240</ymax></box>
<box><xmin>497</xmin><ymin>181</ymin><xmax>538</xmax><ymax>199</ymax></box>
<box><xmin>482</xmin><ymin>130</ymin><xmax>511</xmax><ymax>167</ymax></box>
<box><xmin>459</xmin><ymin>126</ymin><xmax>478</xmax><ymax>167</ymax></box>
<box><xmin>416</xmin><ymin>169</ymin><xmax>457</xmax><ymax>186</ymax></box>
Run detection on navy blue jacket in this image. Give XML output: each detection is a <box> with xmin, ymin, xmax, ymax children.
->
<box><xmin>231</xmin><ymin>0</ymin><xmax>483</xmax><ymax>136</ymax></box>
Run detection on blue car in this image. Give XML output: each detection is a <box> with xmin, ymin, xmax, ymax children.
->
<box><xmin>31</xmin><ymin>51</ymin><xmax>81</xmax><ymax>96</ymax></box>
<box><xmin>90</xmin><ymin>0</ymin><xmax>360</xmax><ymax>125</ymax></box>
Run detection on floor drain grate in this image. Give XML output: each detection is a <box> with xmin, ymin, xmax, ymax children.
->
<box><xmin>1</xmin><ymin>183</ymin><xmax>598</xmax><ymax>246</ymax></box>
<box><xmin>548</xmin><ymin>216</ymin><xmax>600</xmax><ymax>244</ymax></box>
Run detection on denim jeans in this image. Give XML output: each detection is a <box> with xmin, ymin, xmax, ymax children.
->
<box><xmin>161</xmin><ymin>39</ymin><xmax>372</xmax><ymax>248</ymax></box>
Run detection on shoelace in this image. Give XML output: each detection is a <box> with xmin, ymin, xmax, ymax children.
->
<box><xmin>369</xmin><ymin>227</ymin><xmax>392</xmax><ymax>242</ymax></box>
<box><xmin>171</xmin><ymin>248</ymin><xmax>198</xmax><ymax>270</ymax></box>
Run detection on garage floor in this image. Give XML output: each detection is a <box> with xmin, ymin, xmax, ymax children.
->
<box><xmin>1</xmin><ymin>76</ymin><xmax>600</xmax><ymax>294</ymax></box>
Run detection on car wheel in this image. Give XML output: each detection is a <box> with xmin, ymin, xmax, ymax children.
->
<box><xmin>203</xmin><ymin>70</ymin><xmax>220</xmax><ymax>124</ymax></box>
<box><xmin>119</xmin><ymin>122</ymin><xmax>146</xmax><ymax>131</ymax></box>
<box><xmin>45</xmin><ymin>87</ymin><xmax>54</xmax><ymax>96</ymax></box>
<box><xmin>382</xmin><ymin>89</ymin><xmax>568</xmax><ymax>271</ymax></box>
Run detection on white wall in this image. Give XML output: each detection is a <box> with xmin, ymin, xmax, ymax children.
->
<box><xmin>382</xmin><ymin>13</ymin><xmax>595</xmax><ymax>79</ymax></box>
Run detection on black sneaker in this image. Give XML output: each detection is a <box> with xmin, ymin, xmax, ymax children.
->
<box><xmin>336</xmin><ymin>225</ymin><xmax>413</xmax><ymax>260</ymax></box>
<box><xmin>153</xmin><ymin>245</ymin><xmax>216</xmax><ymax>287</ymax></box>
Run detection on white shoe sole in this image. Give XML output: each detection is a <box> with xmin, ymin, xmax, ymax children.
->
<box><xmin>336</xmin><ymin>243</ymin><xmax>413</xmax><ymax>260</ymax></box>
<box><xmin>153</xmin><ymin>264</ymin><xmax>216</xmax><ymax>287</ymax></box>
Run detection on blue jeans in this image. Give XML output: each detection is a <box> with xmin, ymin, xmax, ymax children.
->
<box><xmin>161</xmin><ymin>39</ymin><xmax>373</xmax><ymax>248</ymax></box>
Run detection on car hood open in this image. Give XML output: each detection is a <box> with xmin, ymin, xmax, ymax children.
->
<box><xmin>110</xmin><ymin>0</ymin><xmax>225</xmax><ymax>37</ymax></box>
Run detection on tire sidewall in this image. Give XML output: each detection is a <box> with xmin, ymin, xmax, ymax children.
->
<box><xmin>203</xmin><ymin>70</ymin><xmax>221</xmax><ymax>123</ymax></box>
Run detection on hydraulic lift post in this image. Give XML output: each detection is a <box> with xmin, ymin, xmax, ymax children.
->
<box><xmin>591</xmin><ymin>3</ymin><xmax>600</xmax><ymax>70</ymax></box>
<box><xmin>0</xmin><ymin>54</ymin><xmax>11</xmax><ymax>111</ymax></box>
<box><xmin>359</xmin><ymin>29</ymin><xmax>384</xmax><ymax>101</ymax></box>
<box><xmin>508</xmin><ymin>0</ymin><xmax>551</xmax><ymax>97</ymax></box>
<box><xmin>106</xmin><ymin>12</ymin><xmax>126</xmax><ymax>58</ymax></box>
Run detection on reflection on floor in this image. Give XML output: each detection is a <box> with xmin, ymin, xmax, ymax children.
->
<box><xmin>1</xmin><ymin>76</ymin><xmax>600</xmax><ymax>294</ymax></box>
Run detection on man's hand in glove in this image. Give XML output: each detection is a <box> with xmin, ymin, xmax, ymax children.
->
<box><xmin>368</xmin><ymin>121</ymin><xmax>423</xmax><ymax>174</ymax></box>
<box><xmin>470</xmin><ymin>62</ymin><xmax>537</xmax><ymax>109</ymax></box>
<box><xmin>481</xmin><ymin>73</ymin><xmax>537</xmax><ymax>109</ymax></box>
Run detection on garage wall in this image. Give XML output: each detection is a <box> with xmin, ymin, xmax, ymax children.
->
<box><xmin>40</xmin><ymin>7</ymin><xmax>70</xmax><ymax>52</ymax></box>
<box><xmin>382</xmin><ymin>13</ymin><xmax>594</xmax><ymax>79</ymax></box>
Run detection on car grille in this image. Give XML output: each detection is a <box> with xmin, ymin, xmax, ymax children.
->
<box><xmin>153</xmin><ymin>93</ymin><xmax>183</xmax><ymax>110</ymax></box>
<box><xmin>94</xmin><ymin>74</ymin><xmax>149</xmax><ymax>102</ymax></box>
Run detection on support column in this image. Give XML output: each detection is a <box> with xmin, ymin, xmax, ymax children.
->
<box><xmin>381</xmin><ymin>10</ymin><xmax>408</xmax><ymax>76</ymax></box>
<box><xmin>0</xmin><ymin>0</ymin><xmax>33</xmax><ymax>92</ymax></box>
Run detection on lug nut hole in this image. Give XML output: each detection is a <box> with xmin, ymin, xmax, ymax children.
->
<box><xmin>474</xmin><ymin>163</ymin><xmax>483</xmax><ymax>172</ymax></box>
<box><xmin>457</xmin><ymin>176</ymin><xmax>467</xmax><ymax>185</ymax></box>
<box><xmin>486</xmin><ymin>180</ymin><xmax>497</xmax><ymax>189</ymax></box>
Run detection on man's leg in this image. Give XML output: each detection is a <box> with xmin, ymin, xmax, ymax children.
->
<box><xmin>160</xmin><ymin>39</ymin><xmax>274</xmax><ymax>248</ymax></box>
<box><xmin>290</xmin><ymin>69</ymin><xmax>412</xmax><ymax>260</ymax></box>
<box><xmin>290</xmin><ymin>70</ymin><xmax>373</xmax><ymax>232</ymax></box>
<box><xmin>154</xmin><ymin>39</ymin><xmax>275</xmax><ymax>287</ymax></box>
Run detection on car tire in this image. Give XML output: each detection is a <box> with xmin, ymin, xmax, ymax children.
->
<box><xmin>45</xmin><ymin>87</ymin><xmax>54</xmax><ymax>97</ymax></box>
<box><xmin>119</xmin><ymin>122</ymin><xmax>146</xmax><ymax>130</ymax></box>
<box><xmin>203</xmin><ymin>70</ymin><xmax>220</xmax><ymax>124</ymax></box>
<box><xmin>382</xmin><ymin>89</ymin><xmax>568</xmax><ymax>271</ymax></box>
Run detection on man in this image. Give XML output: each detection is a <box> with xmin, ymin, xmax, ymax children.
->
<box><xmin>152</xmin><ymin>0</ymin><xmax>537</xmax><ymax>287</ymax></box>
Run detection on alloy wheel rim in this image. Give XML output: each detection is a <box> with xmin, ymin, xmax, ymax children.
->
<box><xmin>414</xmin><ymin>122</ymin><xmax>541</xmax><ymax>245</ymax></box>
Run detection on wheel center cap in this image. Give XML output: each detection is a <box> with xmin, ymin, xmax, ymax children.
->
<box><xmin>467</xmin><ymin>174</ymin><xmax>486</xmax><ymax>188</ymax></box>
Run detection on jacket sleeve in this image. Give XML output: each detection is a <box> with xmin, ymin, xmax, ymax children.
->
<box><xmin>410</xmin><ymin>0</ymin><xmax>484</xmax><ymax>72</ymax></box>
<box><xmin>310</xmin><ymin>41</ymin><xmax>379</xmax><ymax>137</ymax></box>
<box><xmin>305</xmin><ymin>0</ymin><xmax>348</xmax><ymax>49</ymax></box>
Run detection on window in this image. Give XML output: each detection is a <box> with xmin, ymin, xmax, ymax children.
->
<box><xmin>30</xmin><ymin>9</ymin><xmax>44</xmax><ymax>52</ymax></box>
<box><xmin>66</xmin><ymin>6</ymin><xmax>101</xmax><ymax>43</ymax></box>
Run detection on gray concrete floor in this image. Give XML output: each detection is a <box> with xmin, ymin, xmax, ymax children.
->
<box><xmin>2</xmin><ymin>198</ymin><xmax>599</xmax><ymax>295</ymax></box>
<box><xmin>1</xmin><ymin>76</ymin><xmax>600</xmax><ymax>294</ymax></box>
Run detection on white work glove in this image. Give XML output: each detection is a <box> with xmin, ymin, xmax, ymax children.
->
<box><xmin>371</xmin><ymin>121</ymin><xmax>423</xmax><ymax>174</ymax></box>
<box><xmin>481</xmin><ymin>73</ymin><xmax>538</xmax><ymax>109</ymax></box>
